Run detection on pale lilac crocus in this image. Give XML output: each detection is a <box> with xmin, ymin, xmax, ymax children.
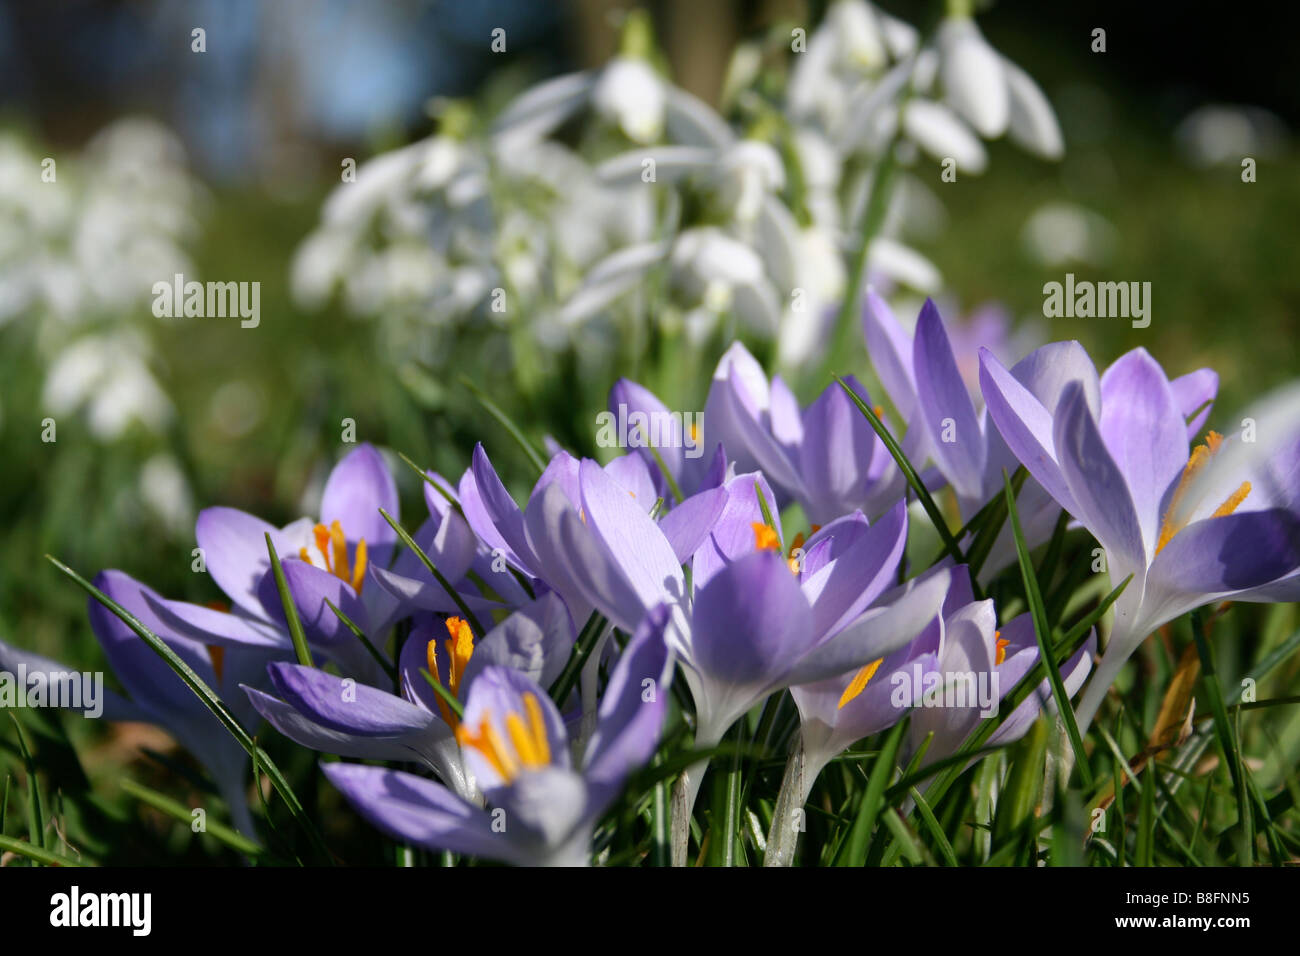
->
<box><xmin>702</xmin><ymin>340</ymin><xmax>904</xmax><ymax>523</ymax></box>
<box><xmin>1</xmin><ymin>571</ymin><xmax>282</xmax><ymax>836</ymax></box>
<box><xmin>980</xmin><ymin>343</ymin><xmax>1300</xmax><ymax>731</ymax></box>
<box><xmin>323</xmin><ymin>611</ymin><xmax>673</xmax><ymax>866</ymax></box>
<box><xmin>149</xmin><ymin>443</ymin><xmax>457</xmax><ymax>685</ymax></box>
<box><xmin>765</xmin><ymin>568</ymin><xmax>1092</xmax><ymax>863</ymax></box>
<box><xmin>244</xmin><ymin>592</ymin><xmax>576</xmax><ymax>801</ymax></box>
<box><xmin>863</xmin><ymin>292</ymin><xmax>1062</xmax><ymax>566</ymax></box>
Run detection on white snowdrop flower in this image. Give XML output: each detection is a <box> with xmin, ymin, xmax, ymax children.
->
<box><xmin>866</xmin><ymin>236</ymin><xmax>941</xmax><ymax>292</ymax></box>
<box><xmin>1020</xmin><ymin>202</ymin><xmax>1117</xmax><ymax>267</ymax></box>
<box><xmin>902</xmin><ymin>99</ymin><xmax>988</xmax><ymax>173</ymax></box>
<box><xmin>139</xmin><ymin>453</ymin><xmax>194</xmax><ymax>537</ymax></box>
<box><xmin>936</xmin><ymin>17</ymin><xmax>1009</xmax><ymax>139</ymax></box>
<box><xmin>718</xmin><ymin>140</ymin><xmax>786</xmax><ymax>225</ymax></box>
<box><xmin>1002</xmin><ymin>57</ymin><xmax>1064</xmax><ymax>160</ymax></box>
<box><xmin>592</xmin><ymin>57</ymin><xmax>667</xmax><ymax>144</ymax></box>
<box><xmin>777</xmin><ymin>226</ymin><xmax>846</xmax><ymax>367</ymax></box>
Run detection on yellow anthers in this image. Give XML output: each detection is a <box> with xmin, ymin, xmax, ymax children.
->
<box><xmin>1155</xmin><ymin>431</ymin><xmax>1251</xmax><ymax>555</ymax></box>
<box><xmin>428</xmin><ymin>617</ymin><xmax>476</xmax><ymax>729</ymax></box>
<box><xmin>994</xmin><ymin>631</ymin><xmax>1009</xmax><ymax>667</ymax></box>
<box><xmin>299</xmin><ymin>519</ymin><xmax>369</xmax><ymax>593</ymax></box>
<box><xmin>689</xmin><ymin>421</ymin><xmax>701</xmax><ymax>444</ymax></box>
<box><xmin>752</xmin><ymin>522</ymin><xmax>781</xmax><ymax>552</ymax></box>
<box><xmin>838</xmin><ymin>658</ymin><xmax>884</xmax><ymax>709</ymax></box>
<box><xmin>1212</xmin><ymin>482</ymin><xmax>1252</xmax><ymax>519</ymax></box>
<box><xmin>872</xmin><ymin>405</ymin><xmax>884</xmax><ymax>419</ymax></box>
<box><xmin>455</xmin><ymin>692</ymin><xmax>552</xmax><ymax>783</ymax></box>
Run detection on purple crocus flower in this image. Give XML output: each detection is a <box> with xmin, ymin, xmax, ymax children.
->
<box><xmin>863</xmin><ymin>293</ymin><xmax>1064</xmax><ymax>567</ymax></box>
<box><xmin>149</xmin><ymin>443</ymin><xmax>456</xmax><ymax>684</ymax></box>
<box><xmin>980</xmin><ymin>343</ymin><xmax>1300</xmax><ymax>731</ymax></box>
<box><xmin>322</xmin><ymin>610</ymin><xmax>673</xmax><ymax>866</ymax></box>
<box><xmin>765</xmin><ymin>569</ymin><xmax>1092</xmax><ymax>863</ymax></box>
<box><xmin>243</xmin><ymin>593</ymin><xmax>576</xmax><ymax>801</ymax></box>
<box><xmin>702</xmin><ymin>341</ymin><xmax>905</xmax><ymax>524</ymax></box>
<box><xmin>0</xmin><ymin>571</ymin><xmax>281</xmax><ymax>836</ymax></box>
<box><xmin>607</xmin><ymin>377</ymin><xmax>728</xmax><ymax>500</ymax></box>
<box><xmin>458</xmin><ymin>444</ymin><xmax>728</xmax><ymax>633</ymax></box>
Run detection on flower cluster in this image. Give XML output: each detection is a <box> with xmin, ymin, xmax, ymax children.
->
<box><xmin>15</xmin><ymin>294</ymin><xmax>1299</xmax><ymax>867</ymax></box>
<box><xmin>291</xmin><ymin>2</ymin><xmax>1063</xmax><ymax>376</ymax></box>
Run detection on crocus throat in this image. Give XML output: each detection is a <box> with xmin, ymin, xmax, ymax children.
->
<box><xmin>1154</xmin><ymin>431</ymin><xmax>1251</xmax><ymax>556</ymax></box>
<box><xmin>299</xmin><ymin>520</ymin><xmax>368</xmax><ymax>592</ymax></box>
<box><xmin>455</xmin><ymin>692</ymin><xmax>552</xmax><ymax>783</ymax></box>
<box><xmin>427</xmin><ymin>617</ymin><xmax>475</xmax><ymax>728</ymax></box>
<box><xmin>753</xmin><ymin>522</ymin><xmax>820</xmax><ymax>574</ymax></box>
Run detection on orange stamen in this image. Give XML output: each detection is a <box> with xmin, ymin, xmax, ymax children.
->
<box><xmin>838</xmin><ymin>658</ymin><xmax>884</xmax><ymax>709</ymax></box>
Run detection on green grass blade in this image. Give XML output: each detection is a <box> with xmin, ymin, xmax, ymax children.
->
<box><xmin>265</xmin><ymin>533</ymin><xmax>314</xmax><ymax>668</ymax></box>
<box><xmin>460</xmin><ymin>377</ymin><xmax>548</xmax><ymax>476</ymax></box>
<box><xmin>549</xmin><ymin>610</ymin><xmax>607</xmax><ymax>704</ymax></box>
<box><xmin>0</xmin><ymin>833</ymin><xmax>89</xmax><ymax>867</ymax></box>
<box><xmin>379</xmin><ymin>507</ymin><xmax>487</xmax><ymax>638</ymax></box>
<box><xmin>121</xmin><ymin>778</ymin><xmax>265</xmax><ymax>858</ymax></box>
<box><xmin>1003</xmin><ymin>470</ymin><xmax>1092</xmax><ymax>788</ymax></box>
<box><xmin>834</xmin><ymin>718</ymin><xmax>905</xmax><ymax>866</ymax></box>
<box><xmin>420</xmin><ymin>668</ymin><xmax>465</xmax><ymax>721</ymax></box>
<box><xmin>836</xmin><ymin>377</ymin><xmax>965</xmax><ymax>567</ymax></box>
<box><xmin>908</xmin><ymin>785</ymin><xmax>958</xmax><ymax>866</ymax></box>
<box><xmin>9</xmin><ymin>714</ymin><xmax>44</xmax><ymax>854</ymax></box>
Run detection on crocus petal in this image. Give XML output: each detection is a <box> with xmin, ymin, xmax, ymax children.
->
<box><xmin>1144</xmin><ymin>508</ymin><xmax>1300</xmax><ymax>624</ymax></box>
<box><xmin>578</xmin><ymin>458</ymin><xmax>686</xmax><ymax>610</ymax></box>
<box><xmin>0</xmin><ymin>639</ymin><xmax>144</xmax><ymax>721</ymax></box>
<box><xmin>1053</xmin><ymin>381</ymin><xmax>1147</xmax><ymax>573</ymax></box>
<box><xmin>1097</xmin><ymin>349</ymin><xmax>1188</xmax><ymax>553</ymax></box>
<box><xmin>690</xmin><ymin>551</ymin><xmax>814</xmax><ymax>692</ymax></box>
<box><xmin>803</xmin><ymin>500</ymin><xmax>908</xmax><ymax>641</ymax></box>
<box><xmin>583</xmin><ymin>605</ymin><xmax>674</xmax><ymax>805</ymax></box>
<box><xmin>692</xmin><ymin>471</ymin><xmax>782</xmax><ymax>589</ymax></box>
<box><xmin>265</xmin><ymin>560</ymin><xmax>367</xmax><ymax>646</ymax></box>
<box><xmin>797</xmin><ymin>377</ymin><xmax>885</xmax><ymax>524</ymax></box>
<box><xmin>1170</xmin><ymin>368</ymin><xmax>1219</xmax><ymax>439</ymax></box>
<box><xmin>602</xmin><ymin>453</ymin><xmax>659</xmax><ymax>509</ymax></box>
<box><xmin>979</xmin><ymin>348</ymin><xmax>1078</xmax><ymax>514</ymax></box>
<box><xmin>914</xmin><ymin>299</ymin><xmax>986</xmax><ymax>500</ymax></box>
<box><xmin>862</xmin><ymin>289</ymin><xmax>919</xmax><ymax>421</ymax></box>
<box><xmin>461</xmin><ymin>592</ymin><xmax>577</xmax><ymax>692</ymax></box>
<box><xmin>267</xmin><ymin>661</ymin><xmax>434</xmax><ymax>736</ymax></box>
<box><xmin>610</xmin><ymin>378</ymin><xmax>684</xmax><ymax>485</ymax></box>
<box><xmin>464</xmin><ymin>443</ymin><xmax>537</xmax><ymax>571</ymax></box>
<box><xmin>88</xmin><ymin>570</ymin><xmax>219</xmax><ymax>714</ymax></box>
<box><xmin>657</xmin><ymin>486</ymin><xmax>728</xmax><ymax>563</ymax></box>
<box><xmin>195</xmin><ymin>507</ymin><xmax>297</xmax><ymax>620</ymax></box>
<box><xmin>783</xmin><ymin>567</ymin><xmax>951</xmax><ymax>686</ymax></box>
<box><xmin>323</xmin><ymin>763</ymin><xmax>519</xmax><ymax>863</ymax></box>
<box><xmin>320</xmin><ymin>442</ymin><xmax>399</xmax><ymax>567</ymax></box>
<box><xmin>244</xmin><ymin>686</ymin><xmax>440</xmax><ymax>763</ymax></box>
<box><xmin>145</xmin><ymin>594</ymin><xmax>288</xmax><ymax>651</ymax></box>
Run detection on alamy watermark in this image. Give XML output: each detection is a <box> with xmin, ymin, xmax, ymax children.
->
<box><xmin>152</xmin><ymin>273</ymin><xmax>260</xmax><ymax>328</ymax></box>
<box><xmin>890</xmin><ymin>663</ymin><xmax>1000</xmax><ymax>718</ymax></box>
<box><xmin>1042</xmin><ymin>273</ymin><xmax>1151</xmax><ymax>329</ymax></box>
<box><xmin>0</xmin><ymin>665</ymin><xmax>104</xmax><ymax>718</ymax></box>
<box><xmin>595</xmin><ymin>404</ymin><xmax>704</xmax><ymax>459</ymax></box>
